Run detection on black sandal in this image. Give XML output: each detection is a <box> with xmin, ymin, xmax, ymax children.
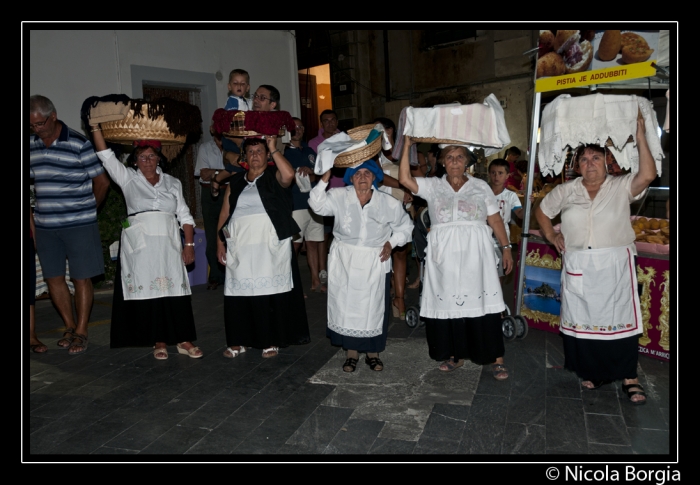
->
<box><xmin>365</xmin><ymin>356</ymin><xmax>383</xmax><ymax>371</ymax></box>
<box><xmin>582</xmin><ymin>380</ymin><xmax>612</xmax><ymax>390</ymax></box>
<box><xmin>343</xmin><ymin>358</ymin><xmax>358</xmax><ymax>373</ymax></box>
<box><xmin>621</xmin><ymin>382</ymin><xmax>647</xmax><ymax>405</ymax></box>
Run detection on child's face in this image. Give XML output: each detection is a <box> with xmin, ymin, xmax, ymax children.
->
<box><xmin>228</xmin><ymin>74</ymin><xmax>250</xmax><ymax>98</ymax></box>
<box><xmin>489</xmin><ymin>166</ymin><xmax>508</xmax><ymax>187</ymax></box>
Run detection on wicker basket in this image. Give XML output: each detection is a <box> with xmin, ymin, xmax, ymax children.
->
<box><xmin>101</xmin><ymin>104</ymin><xmax>186</xmax><ymax>145</ymax></box>
<box><xmin>410</xmin><ymin>136</ymin><xmax>464</xmax><ymax>145</ymax></box>
<box><xmin>223</xmin><ymin>127</ymin><xmax>287</xmax><ymax>138</ymax></box>
<box><xmin>334</xmin><ymin>124</ymin><xmax>383</xmax><ymax>168</ymax></box>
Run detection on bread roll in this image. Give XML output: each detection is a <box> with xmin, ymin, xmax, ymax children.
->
<box><xmin>598</xmin><ymin>30</ymin><xmax>621</xmax><ymax>61</ymax></box>
<box><xmin>536</xmin><ymin>52</ymin><xmax>566</xmax><ymax>78</ymax></box>
<box><xmin>621</xmin><ymin>45</ymin><xmax>654</xmax><ymax>64</ymax></box>
<box><xmin>566</xmin><ymin>40</ymin><xmax>593</xmax><ymax>74</ymax></box>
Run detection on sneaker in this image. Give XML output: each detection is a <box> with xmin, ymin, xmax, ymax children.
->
<box><xmin>319</xmin><ymin>270</ymin><xmax>328</xmax><ymax>285</ymax></box>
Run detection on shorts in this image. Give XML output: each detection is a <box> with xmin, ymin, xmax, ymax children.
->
<box><xmin>292</xmin><ymin>209</ymin><xmax>325</xmax><ymax>243</ymax></box>
<box><xmin>35</xmin><ymin>223</ymin><xmax>104</xmax><ymax>280</ymax></box>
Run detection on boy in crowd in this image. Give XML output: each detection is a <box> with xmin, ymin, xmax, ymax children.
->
<box><xmin>222</xmin><ymin>69</ymin><xmax>251</xmax><ymax>174</ymax></box>
<box><xmin>488</xmin><ymin>159</ymin><xmax>526</xmax><ymax>281</ymax></box>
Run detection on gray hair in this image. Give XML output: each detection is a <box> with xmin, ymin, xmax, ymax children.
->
<box><xmin>29</xmin><ymin>95</ymin><xmax>56</xmax><ymax>117</ymax></box>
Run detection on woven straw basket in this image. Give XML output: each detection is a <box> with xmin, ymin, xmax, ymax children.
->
<box><xmin>334</xmin><ymin>124</ymin><xmax>383</xmax><ymax>168</ymax></box>
<box><xmin>410</xmin><ymin>136</ymin><xmax>463</xmax><ymax>145</ymax></box>
<box><xmin>101</xmin><ymin>104</ymin><xmax>186</xmax><ymax>145</ymax></box>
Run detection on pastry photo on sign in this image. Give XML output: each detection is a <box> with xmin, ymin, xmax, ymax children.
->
<box><xmin>590</xmin><ymin>30</ymin><xmax>658</xmax><ymax>70</ymax></box>
<box><xmin>536</xmin><ymin>30</ymin><xmax>594</xmax><ymax>79</ymax></box>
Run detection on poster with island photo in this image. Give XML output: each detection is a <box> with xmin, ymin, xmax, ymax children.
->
<box><xmin>535</xmin><ymin>29</ymin><xmax>659</xmax><ymax>93</ymax></box>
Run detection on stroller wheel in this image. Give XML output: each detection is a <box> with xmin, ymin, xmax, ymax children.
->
<box><xmin>514</xmin><ymin>316</ymin><xmax>529</xmax><ymax>340</ymax></box>
<box><xmin>405</xmin><ymin>306</ymin><xmax>420</xmax><ymax>328</ymax></box>
<box><xmin>501</xmin><ymin>316</ymin><xmax>517</xmax><ymax>342</ymax></box>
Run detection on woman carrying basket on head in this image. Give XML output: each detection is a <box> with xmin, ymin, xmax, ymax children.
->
<box><xmin>309</xmin><ymin>158</ymin><xmax>412</xmax><ymax>373</ymax></box>
<box><xmin>91</xmin><ymin>127</ymin><xmax>203</xmax><ymax>360</ymax></box>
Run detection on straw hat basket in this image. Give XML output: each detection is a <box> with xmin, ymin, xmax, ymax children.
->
<box><xmin>333</xmin><ymin>124</ymin><xmax>383</xmax><ymax>168</ymax></box>
<box><xmin>101</xmin><ymin>103</ymin><xmax>186</xmax><ymax>145</ymax></box>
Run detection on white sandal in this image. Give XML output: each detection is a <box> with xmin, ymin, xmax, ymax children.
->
<box><xmin>262</xmin><ymin>347</ymin><xmax>279</xmax><ymax>358</ymax></box>
<box><xmin>223</xmin><ymin>346</ymin><xmax>246</xmax><ymax>359</ymax></box>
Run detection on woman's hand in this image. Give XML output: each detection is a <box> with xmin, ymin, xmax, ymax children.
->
<box><xmin>182</xmin><ymin>246</ymin><xmax>195</xmax><ymax>265</ymax></box>
<box><xmin>217</xmin><ymin>241</ymin><xmax>227</xmax><ymax>265</ymax></box>
<box><xmin>502</xmin><ymin>247</ymin><xmax>514</xmax><ymax>275</ymax></box>
<box><xmin>265</xmin><ymin>135</ymin><xmax>277</xmax><ymax>153</ymax></box>
<box><xmin>549</xmin><ymin>232</ymin><xmax>566</xmax><ymax>254</ymax></box>
<box><xmin>379</xmin><ymin>241</ymin><xmax>392</xmax><ymax>262</ymax></box>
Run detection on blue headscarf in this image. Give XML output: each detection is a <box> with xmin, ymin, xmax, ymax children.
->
<box><xmin>343</xmin><ymin>160</ymin><xmax>384</xmax><ymax>189</ymax></box>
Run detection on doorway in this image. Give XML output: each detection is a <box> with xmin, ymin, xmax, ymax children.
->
<box><xmin>142</xmin><ymin>85</ymin><xmax>202</xmax><ymax>220</ymax></box>
<box><xmin>298</xmin><ymin>64</ymin><xmax>332</xmax><ymax>143</ymax></box>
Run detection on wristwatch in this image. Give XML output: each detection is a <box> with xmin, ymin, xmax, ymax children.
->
<box><xmin>213</xmin><ymin>170</ymin><xmax>219</xmax><ymax>184</ymax></box>
<box><xmin>501</xmin><ymin>244</ymin><xmax>513</xmax><ymax>250</ymax></box>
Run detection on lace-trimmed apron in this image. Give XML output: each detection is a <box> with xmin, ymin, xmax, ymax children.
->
<box><xmin>223</xmin><ymin>213</ymin><xmax>293</xmax><ymax>297</ymax></box>
<box><xmin>327</xmin><ymin>239</ymin><xmax>385</xmax><ymax>338</ymax></box>
<box><xmin>119</xmin><ymin>211</ymin><xmax>191</xmax><ymax>300</ymax></box>
<box><xmin>420</xmin><ymin>220</ymin><xmax>505</xmax><ymax>319</ymax></box>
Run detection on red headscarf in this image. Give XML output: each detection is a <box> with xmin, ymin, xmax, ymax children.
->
<box><xmin>133</xmin><ymin>140</ymin><xmax>162</xmax><ymax>150</ymax></box>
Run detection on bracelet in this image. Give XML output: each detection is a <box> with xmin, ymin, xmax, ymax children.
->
<box><xmin>184</xmin><ymin>242</ymin><xmax>195</xmax><ymax>247</ymax></box>
<box><xmin>91</xmin><ymin>127</ymin><xmax>101</xmax><ymax>132</ymax></box>
<box><xmin>501</xmin><ymin>244</ymin><xmax>512</xmax><ymax>250</ymax></box>
<box><xmin>270</xmin><ymin>149</ymin><xmax>280</xmax><ymax>156</ymax></box>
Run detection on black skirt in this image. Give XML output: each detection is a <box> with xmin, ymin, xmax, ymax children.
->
<box><xmin>423</xmin><ymin>312</ymin><xmax>504</xmax><ymax>365</ymax></box>
<box><xmin>562</xmin><ymin>333</ymin><xmax>639</xmax><ymax>381</ymax></box>
<box><xmin>326</xmin><ymin>273</ymin><xmax>391</xmax><ymax>353</ymax></box>
<box><xmin>110</xmin><ymin>245</ymin><xmax>197</xmax><ymax>348</ymax></box>
<box><xmin>224</xmin><ymin>247</ymin><xmax>310</xmax><ymax>349</ymax></box>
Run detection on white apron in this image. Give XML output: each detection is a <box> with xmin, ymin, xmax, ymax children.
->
<box><xmin>224</xmin><ymin>213</ymin><xmax>293</xmax><ymax>297</ymax></box>
<box><xmin>560</xmin><ymin>244</ymin><xmax>642</xmax><ymax>340</ymax></box>
<box><xmin>420</xmin><ymin>221</ymin><xmax>505</xmax><ymax>319</ymax></box>
<box><xmin>327</xmin><ymin>239</ymin><xmax>385</xmax><ymax>338</ymax></box>
<box><xmin>119</xmin><ymin>212</ymin><xmax>191</xmax><ymax>300</ymax></box>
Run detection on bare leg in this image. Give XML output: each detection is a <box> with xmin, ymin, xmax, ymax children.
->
<box><xmin>29</xmin><ymin>304</ymin><xmax>47</xmax><ymax>352</ymax></box>
<box><xmin>392</xmin><ymin>246</ymin><xmax>407</xmax><ymax>315</ymax></box>
<box><xmin>46</xmin><ymin>276</ymin><xmax>77</xmax><ymax>347</ymax></box>
<box><xmin>306</xmin><ymin>240</ymin><xmax>324</xmax><ymax>290</ymax></box>
<box><xmin>69</xmin><ymin>277</ymin><xmax>93</xmax><ymax>354</ymax></box>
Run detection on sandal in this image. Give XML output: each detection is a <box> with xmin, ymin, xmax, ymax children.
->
<box><xmin>177</xmin><ymin>343</ymin><xmax>203</xmax><ymax>359</ymax></box>
<box><xmin>342</xmin><ymin>357</ymin><xmax>358</xmax><ymax>373</ymax></box>
<box><xmin>365</xmin><ymin>356</ymin><xmax>383</xmax><ymax>371</ymax></box>
<box><xmin>68</xmin><ymin>334</ymin><xmax>88</xmax><ymax>355</ymax></box>
<box><xmin>57</xmin><ymin>329</ymin><xmax>75</xmax><ymax>349</ymax></box>
<box><xmin>262</xmin><ymin>347</ymin><xmax>279</xmax><ymax>358</ymax></box>
<box><xmin>491</xmin><ymin>363</ymin><xmax>509</xmax><ymax>381</ymax></box>
<box><xmin>621</xmin><ymin>382</ymin><xmax>647</xmax><ymax>405</ymax></box>
<box><xmin>582</xmin><ymin>380</ymin><xmax>611</xmax><ymax>390</ymax></box>
<box><xmin>30</xmin><ymin>343</ymin><xmax>48</xmax><ymax>353</ymax></box>
<box><xmin>439</xmin><ymin>358</ymin><xmax>464</xmax><ymax>372</ymax></box>
<box><xmin>223</xmin><ymin>346</ymin><xmax>246</xmax><ymax>359</ymax></box>
<box><xmin>153</xmin><ymin>346</ymin><xmax>168</xmax><ymax>360</ymax></box>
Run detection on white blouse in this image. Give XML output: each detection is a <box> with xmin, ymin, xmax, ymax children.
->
<box><xmin>415</xmin><ymin>175</ymin><xmax>499</xmax><ymax>225</ymax></box>
<box><xmin>309</xmin><ymin>180</ymin><xmax>413</xmax><ymax>271</ymax></box>
<box><xmin>96</xmin><ymin>149</ymin><xmax>195</xmax><ymax>229</ymax></box>
<box><xmin>538</xmin><ymin>173</ymin><xmax>645</xmax><ymax>252</ymax></box>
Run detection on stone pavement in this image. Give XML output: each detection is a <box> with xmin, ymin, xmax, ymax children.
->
<box><xmin>25</xmin><ymin>253</ymin><xmax>672</xmax><ymax>460</ymax></box>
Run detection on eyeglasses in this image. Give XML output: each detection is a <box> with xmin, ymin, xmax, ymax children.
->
<box><xmin>294</xmin><ymin>125</ymin><xmax>304</xmax><ymax>130</ymax></box>
<box><xmin>137</xmin><ymin>154</ymin><xmax>159</xmax><ymax>162</ymax></box>
<box><xmin>29</xmin><ymin>117</ymin><xmax>49</xmax><ymax>130</ymax></box>
<box><xmin>253</xmin><ymin>93</ymin><xmax>271</xmax><ymax>102</ymax></box>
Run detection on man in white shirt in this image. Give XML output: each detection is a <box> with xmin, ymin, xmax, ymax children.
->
<box><xmin>194</xmin><ymin>126</ymin><xmax>226</xmax><ymax>289</ymax></box>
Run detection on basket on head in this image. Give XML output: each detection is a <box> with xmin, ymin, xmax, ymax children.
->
<box><xmin>410</xmin><ymin>136</ymin><xmax>464</xmax><ymax>145</ymax></box>
<box><xmin>101</xmin><ymin>103</ymin><xmax>186</xmax><ymax>145</ymax></box>
<box><xmin>333</xmin><ymin>124</ymin><xmax>383</xmax><ymax>168</ymax></box>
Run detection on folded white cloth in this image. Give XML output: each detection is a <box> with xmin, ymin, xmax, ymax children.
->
<box><xmin>314</xmin><ymin>123</ymin><xmax>387</xmax><ymax>175</ymax></box>
<box><xmin>295</xmin><ymin>169</ymin><xmax>312</xmax><ymax>193</ymax></box>
<box><xmin>400</xmin><ymin>94</ymin><xmax>510</xmax><ymax>158</ymax></box>
<box><xmin>539</xmin><ymin>94</ymin><xmax>663</xmax><ymax>176</ymax></box>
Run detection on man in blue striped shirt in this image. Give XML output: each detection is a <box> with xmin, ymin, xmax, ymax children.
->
<box><xmin>29</xmin><ymin>95</ymin><xmax>110</xmax><ymax>355</ymax></box>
